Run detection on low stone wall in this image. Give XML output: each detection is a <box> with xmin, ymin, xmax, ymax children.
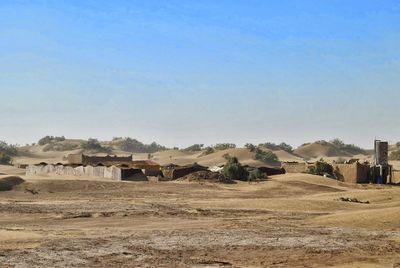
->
<box><xmin>26</xmin><ymin>164</ymin><xmax>124</xmax><ymax>180</ymax></box>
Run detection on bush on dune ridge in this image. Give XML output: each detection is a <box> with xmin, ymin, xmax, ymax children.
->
<box><xmin>111</xmin><ymin>137</ymin><xmax>167</xmax><ymax>153</ymax></box>
<box><xmin>82</xmin><ymin>139</ymin><xmax>112</xmax><ymax>153</ymax></box>
<box><xmin>0</xmin><ymin>141</ymin><xmax>18</xmax><ymax>164</ymax></box>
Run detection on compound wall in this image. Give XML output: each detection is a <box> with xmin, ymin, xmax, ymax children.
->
<box><xmin>26</xmin><ymin>164</ymin><xmax>144</xmax><ymax>181</ymax></box>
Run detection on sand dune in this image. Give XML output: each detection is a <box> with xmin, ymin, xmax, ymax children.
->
<box><xmin>273</xmin><ymin>149</ymin><xmax>304</xmax><ymax>162</ymax></box>
<box><xmin>151</xmin><ymin>149</ymin><xmax>200</xmax><ymax>165</ymax></box>
<box><xmin>294</xmin><ymin>141</ymin><xmax>349</xmax><ymax>159</ymax></box>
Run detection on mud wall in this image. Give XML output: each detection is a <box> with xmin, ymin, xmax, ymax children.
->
<box><xmin>332</xmin><ymin>163</ymin><xmax>370</xmax><ymax>183</ymax></box>
<box><xmin>67</xmin><ymin>154</ymin><xmax>83</xmax><ymax>165</ymax></box>
<box><xmin>25</xmin><ymin>164</ymin><xmax>143</xmax><ymax>181</ymax></box>
<box><xmin>392</xmin><ymin>171</ymin><xmax>400</xmax><ymax>184</ymax></box>
<box><xmin>67</xmin><ymin>154</ymin><xmax>133</xmax><ymax>166</ymax></box>
<box><xmin>282</xmin><ymin>162</ymin><xmax>308</xmax><ymax>173</ymax></box>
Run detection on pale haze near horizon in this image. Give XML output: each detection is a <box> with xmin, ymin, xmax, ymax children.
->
<box><xmin>1</xmin><ymin>0</ymin><xmax>399</xmax><ymax>148</ymax></box>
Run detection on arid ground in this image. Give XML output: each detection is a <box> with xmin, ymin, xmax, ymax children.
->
<box><xmin>0</xmin><ymin>168</ymin><xmax>399</xmax><ymax>268</ymax></box>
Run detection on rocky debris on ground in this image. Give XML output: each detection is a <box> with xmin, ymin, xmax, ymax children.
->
<box><xmin>178</xmin><ymin>171</ymin><xmax>236</xmax><ymax>184</ymax></box>
<box><xmin>25</xmin><ymin>188</ymin><xmax>39</xmax><ymax>195</ymax></box>
<box><xmin>337</xmin><ymin>197</ymin><xmax>370</xmax><ymax>204</ymax></box>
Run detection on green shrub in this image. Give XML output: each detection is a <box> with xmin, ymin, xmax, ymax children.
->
<box><xmin>0</xmin><ymin>141</ymin><xmax>17</xmax><ymax>156</ymax></box>
<box><xmin>111</xmin><ymin>137</ymin><xmax>167</xmax><ymax>153</ymax></box>
<box><xmin>248</xmin><ymin>169</ymin><xmax>267</xmax><ymax>181</ymax></box>
<box><xmin>309</xmin><ymin>159</ymin><xmax>333</xmax><ymax>176</ymax></box>
<box><xmin>245</xmin><ymin>143</ymin><xmax>257</xmax><ymax>152</ymax></box>
<box><xmin>213</xmin><ymin>143</ymin><xmax>236</xmax><ymax>150</ymax></box>
<box><xmin>330</xmin><ymin>138</ymin><xmax>365</xmax><ymax>154</ymax></box>
<box><xmin>183</xmin><ymin>144</ymin><xmax>204</xmax><ymax>152</ymax></box>
<box><xmin>0</xmin><ymin>141</ymin><xmax>18</xmax><ymax>164</ymax></box>
<box><xmin>258</xmin><ymin>142</ymin><xmax>293</xmax><ymax>153</ymax></box>
<box><xmin>0</xmin><ymin>152</ymin><xmax>11</xmax><ymax>164</ymax></box>
<box><xmin>82</xmin><ymin>138</ymin><xmax>112</xmax><ymax>153</ymax></box>
<box><xmin>254</xmin><ymin>149</ymin><xmax>279</xmax><ymax>163</ymax></box>
<box><xmin>223</xmin><ymin>156</ymin><xmax>248</xmax><ymax>181</ymax></box>
<box><xmin>38</xmin><ymin>136</ymin><xmax>65</xmax><ymax>145</ymax></box>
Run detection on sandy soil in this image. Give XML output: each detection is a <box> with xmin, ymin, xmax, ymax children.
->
<box><xmin>0</xmin><ymin>170</ymin><xmax>399</xmax><ymax>267</ymax></box>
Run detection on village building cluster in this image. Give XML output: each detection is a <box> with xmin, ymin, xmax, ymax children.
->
<box><xmin>282</xmin><ymin>140</ymin><xmax>396</xmax><ymax>184</ymax></box>
<box><xmin>25</xmin><ymin>140</ymin><xmax>398</xmax><ymax>184</ymax></box>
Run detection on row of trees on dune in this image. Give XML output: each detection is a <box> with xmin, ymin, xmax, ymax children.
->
<box><xmin>32</xmin><ymin>136</ymin><xmax>382</xmax><ymax>156</ymax></box>
<box><xmin>4</xmin><ymin>136</ymin><xmax>400</xmax><ymax>165</ymax></box>
<box><xmin>258</xmin><ymin>142</ymin><xmax>293</xmax><ymax>153</ymax></box>
<box><xmin>329</xmin><ymin>139</ymin><xmax>366</xmax><ymax>155</ymax></box>
<box><xmin>183</xmin><ymin>143</ymin><xmax>237</xmax><ymax>154</ymax></box>
<box><xmin>34</xmin><ymin>136</ymin><xmax>167</xmax><ymax>154</ymax></box>
<box><xmin>111</xmin><ymin>137</ymin><xmax>167</xmax><ymax>153</ymax></box>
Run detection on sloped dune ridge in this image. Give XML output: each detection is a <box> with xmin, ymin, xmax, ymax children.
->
<box><xmin>294</xmin><ymin>141</ymin><xmax>349</xmax><ymax>159</ymax></box>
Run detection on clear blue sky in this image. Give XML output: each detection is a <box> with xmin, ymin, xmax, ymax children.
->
<box><xmin>1</xmin><ymin>0</ymin><xmax>399</xmax><ymax>148</ymax></box>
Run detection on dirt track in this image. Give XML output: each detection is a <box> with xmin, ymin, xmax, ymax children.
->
<box><xmin>0</xmin><ymin>173</ymin><xmax>399</xmax><ymax>267</ymax></box>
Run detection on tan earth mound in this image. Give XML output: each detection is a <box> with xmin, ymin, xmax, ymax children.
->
<box><xmin>151</xmin><ymin>149</ymin><xmax>200</xmax><ymax>165</ymax></box>
<box><xmin>178</xmin><ymin>171</ymin><xmax>235</xmax><ymax>184</ymax></box>
<box><xmin>273</xmin><ymin>150</ymin><xmax>304</xmax><ymax>162</ymax></box>
<box><xmin>294</xmin><ymin>141</ymin><xmax>348</xmax><ymax>159</ymax></box>
<box><xmin>0</xmin><ymin>176</ymin><xmax>25</xmax><ymax>191</ymax></box>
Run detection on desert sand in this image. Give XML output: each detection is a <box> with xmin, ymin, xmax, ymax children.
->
<box><xmin>0</xmin><ymin>164</ymin><xmax>399</xmax><ymax>267</ymax></box>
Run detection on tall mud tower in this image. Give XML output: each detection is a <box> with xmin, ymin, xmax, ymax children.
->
<box><xmin>373</xmin><ymin>140</ymin><xmax>392</xmax><ymax>183</ymax></box>
<box><xmin>374</xmin><ymin>140</ymin><xmax>388</xmax><ymax>166</ymax></box>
